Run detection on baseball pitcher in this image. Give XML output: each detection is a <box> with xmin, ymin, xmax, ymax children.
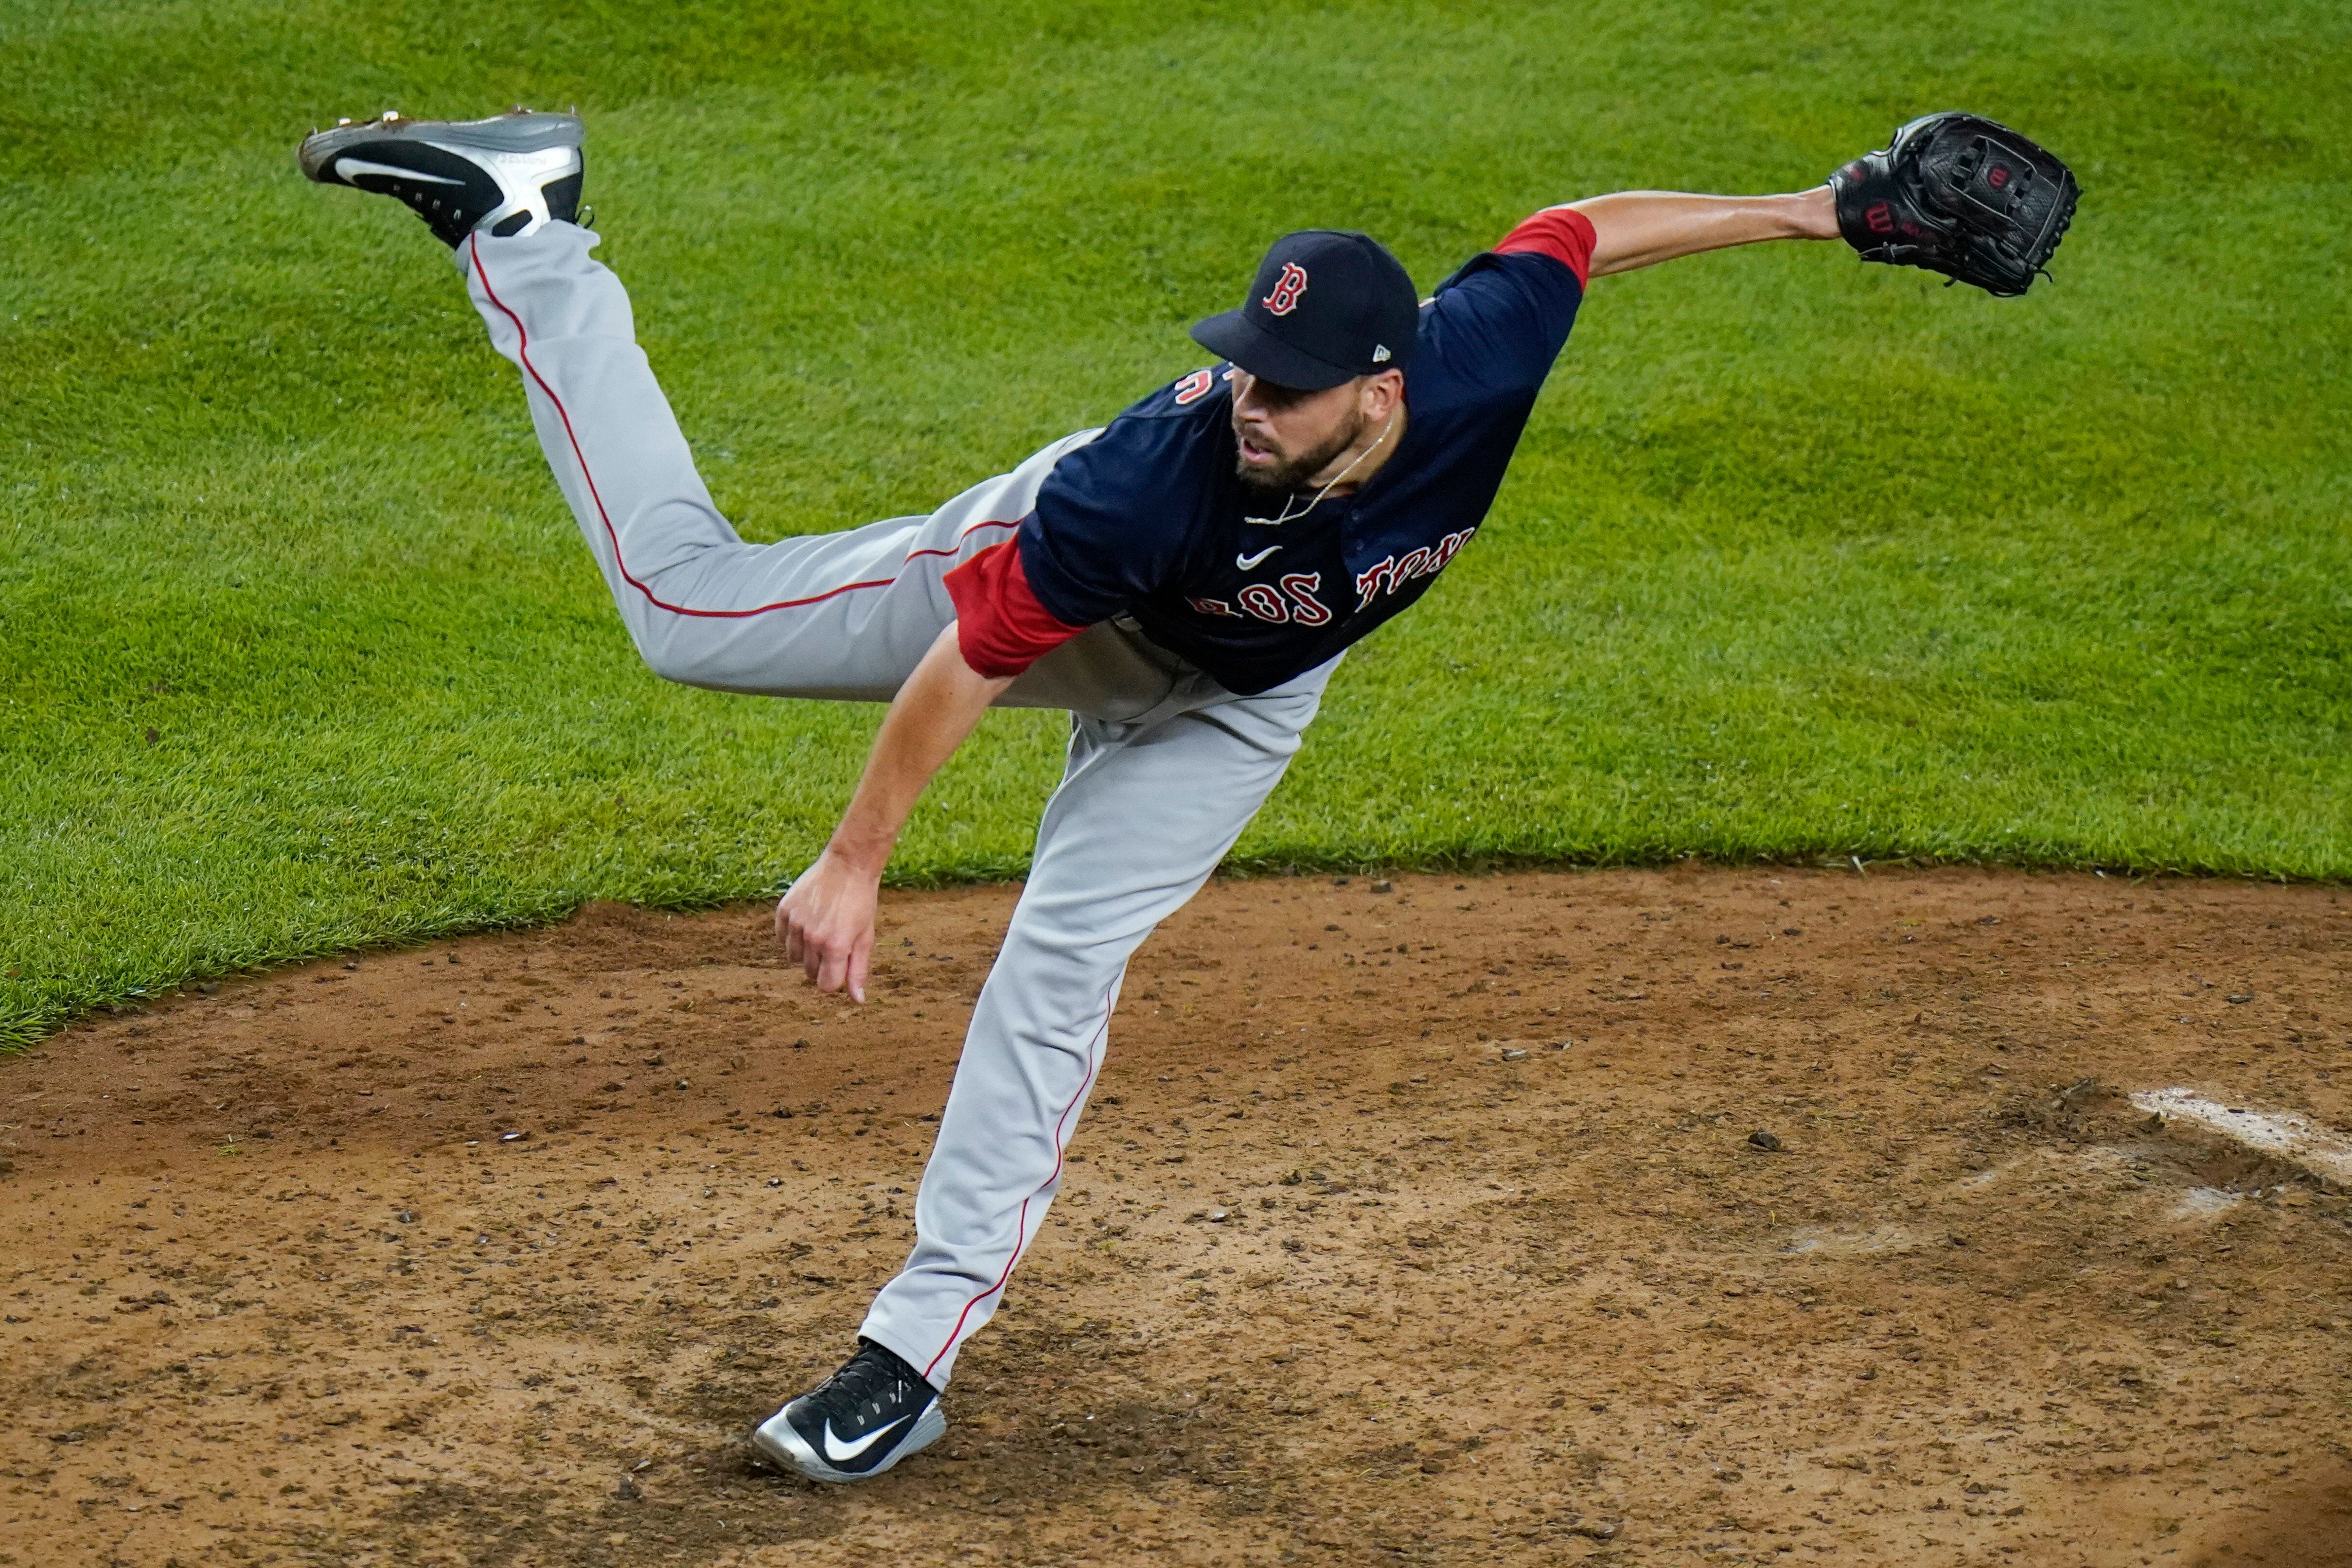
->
<box><xmin>298</xmin><ymin>106</ymin><xmax>2075</xmax><ymax>1482</ymax></box>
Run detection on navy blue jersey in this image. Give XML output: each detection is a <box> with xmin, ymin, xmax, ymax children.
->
<box><xmin>946</xmin><ymin>208</ymin><xmax>1594</xmax><ymax>697</ymax></box>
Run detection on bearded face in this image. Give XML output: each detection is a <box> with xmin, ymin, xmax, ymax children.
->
<box><xmin>1227</xmin><ymin>372</ymin><xmax>1372</xmax><ymax>496</ymax></box>
<box><xmin>1233</xmin><ymin>407</ymin><xmax>1368</xmax><ymax>495</ymax></box>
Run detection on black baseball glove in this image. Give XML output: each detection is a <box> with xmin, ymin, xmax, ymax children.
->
<box><xmin>1830</xmin><ymin>112</ymin><xmax>2079</xmax><ymax>297</ymax></box>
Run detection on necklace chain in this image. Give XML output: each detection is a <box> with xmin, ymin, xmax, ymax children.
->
<box><xmin>1242</xmin><ymin>408</ymin><xmax>1400</xmax><ymax>527</ymax></box>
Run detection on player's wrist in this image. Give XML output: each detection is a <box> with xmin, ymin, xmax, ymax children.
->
<box><xmin>1791</xmin><ymin>184</ymin><xmax>1838</xmax><ymax>241</ymax></box>
<box><xmin>819</xmin><ymin>831</ymin><xmax>894</xmax><ymax>881</ymax></box>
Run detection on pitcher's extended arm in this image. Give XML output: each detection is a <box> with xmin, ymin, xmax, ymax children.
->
<box><xmin>1572</xmin><ymin>114</ymin><xmax>2081</xmax><ymax>292</ymax></box>
<box><xmin>777</xmin><ymin>624</ymin><xmax>1012</xmax><ymax>1002</ymax></box>
<box><xmin>1568</xmin><ymin>187</ymin><xmax>1838</xmax><ymax>277</ymax></box>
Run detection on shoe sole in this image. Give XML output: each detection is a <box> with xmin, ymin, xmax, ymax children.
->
<box><xmin>748</xmin><ymin>1402</ymin><xmax>947</xmax><ymax>1484</ymax></box>
<box><xmin>298</xmin><ymin>111</ymin><xmax>583</xmax><ymax>183</ymax></box>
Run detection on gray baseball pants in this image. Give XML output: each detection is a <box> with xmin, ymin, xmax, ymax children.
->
<box><xmin>460</xmin><ymin>224</ymin><xmax>1336</xmax><ymax>1387</ymax></box>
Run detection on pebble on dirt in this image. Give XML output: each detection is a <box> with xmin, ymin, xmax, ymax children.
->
<box><xmin>1748</xmin><ymin>1129</ymin><xmax>1784</xmax><ymax>1152</ymax></box>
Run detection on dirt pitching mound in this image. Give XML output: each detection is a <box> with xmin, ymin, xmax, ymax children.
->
<box><xmin>4</xmin><ymin>866</ymin><xmax>2350</xmax><ymax>1567</ymax></box>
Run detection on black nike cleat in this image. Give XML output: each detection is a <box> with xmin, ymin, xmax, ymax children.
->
<box><xmin>297</xmin><ymin>109</ymin><xmax>584</xmax><ymax>247</ymax></box>
<box><xmin>749</xmin><ymin>1339</ymin><xmax>946</xmax><ymax>1484</ymax></box>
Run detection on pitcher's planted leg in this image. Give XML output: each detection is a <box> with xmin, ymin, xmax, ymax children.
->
<box><xmin>754</xmin><ymin>667</ymin><xmax>1335</xmax><ymax>1484</ymax></box>
<box><xmin>862</xmin><ymin>664</ymin><xmax>1338</xmax><ymax>1389</ymax></box>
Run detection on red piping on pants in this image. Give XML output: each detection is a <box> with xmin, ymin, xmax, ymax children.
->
<box><xmin>921</xmin><ymin>1014</ymin><xmax>1106</xmax><ymax>1383</ymax></box>
<box><xmin>467</xmin><ymin>231</ymin><xmax>1018</xmax><ymax>619</ymax></box>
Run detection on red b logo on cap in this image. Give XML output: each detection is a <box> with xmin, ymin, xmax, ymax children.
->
<box><xmin>1261</xmin><ymin>262</ymin><xmax>1309</xmax><ymax>317</ymax></box>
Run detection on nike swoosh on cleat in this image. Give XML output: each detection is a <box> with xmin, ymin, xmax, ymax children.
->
<box><xmin>821</xmin><ymin>1413</ymin><xmax>913</xmax><ymax>1463</ymax></box>
<box><xmin>335</xmin><ymin>156</ymin><xmax>464</xmax><ymax>186</ymax></box>
<box><xmin>1236</xmin><ymin>546</ymin><xmax>1283</xmax><ymax>570</ymax></box>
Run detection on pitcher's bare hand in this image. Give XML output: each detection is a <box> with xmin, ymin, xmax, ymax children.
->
<box><xmin>776</xmin><ymin>849</ymin><xmax>882</xmax><ymax>1003</ymax></box>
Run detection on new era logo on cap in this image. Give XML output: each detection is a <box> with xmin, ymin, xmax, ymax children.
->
<box><xmin>1191</xmin><ymin>230</ymin><xmax>1418</xmax><ymax>391</ymax></box>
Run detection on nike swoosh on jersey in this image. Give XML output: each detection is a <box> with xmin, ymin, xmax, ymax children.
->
<box><xmin>822</xmin><ymin>1413</ymin><xmax>913</xmax><ymax>1463</ymax></box>
<box><xmin>335</xmin><ymin>156</ymin><xmax>465</xmax><ymax>187</ymax></box>
<box><xmin>1235</xmin><ymin>546</ymin><xmax>1283</xmax><ymax>570</ymax></box>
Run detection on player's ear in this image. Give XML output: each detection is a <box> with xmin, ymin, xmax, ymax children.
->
<box><xmin>1362</xmin><ymin>368</ymin><xmax>1405</xmax><ymax>419</ymax></box>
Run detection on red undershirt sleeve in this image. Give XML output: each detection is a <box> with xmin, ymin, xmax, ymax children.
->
<box><xmin>1494</xmin><ymin>206</ymin><xmax>1597</xmax><ymax>286</ymax></box>
<box><xmin>943</xmin><ymin>538</ymin><xmax>1087</xmax><ymax>679</ymax></box>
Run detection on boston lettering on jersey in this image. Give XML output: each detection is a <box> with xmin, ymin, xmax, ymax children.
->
<box><xmin>945</xmin><ymin>206</ymin><xmax>1597</xmax><ymax>697</ymax></box>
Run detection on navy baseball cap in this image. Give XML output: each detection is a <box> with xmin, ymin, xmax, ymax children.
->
<box><xmin>1190</xmin><ymin>229</ymin><xmax>1418</xmax><ymax>391</ymax></box>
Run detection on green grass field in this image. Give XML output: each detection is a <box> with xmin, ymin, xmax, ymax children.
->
<box><xmin>3</xmin><ymin>0</ymin><xmax>2347</xmax><ymax>1046</ymax></box>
